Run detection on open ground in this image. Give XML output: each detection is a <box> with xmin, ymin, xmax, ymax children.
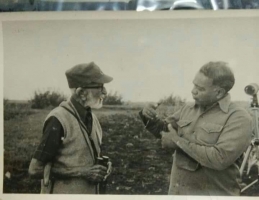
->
<box><xmin>3</xmin><ymin>103</ymin><xmax>259</xmax><ymax>195</ymax></box>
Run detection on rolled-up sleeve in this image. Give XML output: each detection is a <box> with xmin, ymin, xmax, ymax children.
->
<box><xmin>172</xmin><ymin>110</ymin><xmax>252</xmax><ymax>170</ymax></box>
<box><xmin>33</xmin><ymin>116</ymin><xmax>64</xmax><ymax>163</ymax></box>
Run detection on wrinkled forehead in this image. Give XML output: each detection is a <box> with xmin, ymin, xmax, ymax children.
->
<box><xmin>193</xmin><ymin>72</ymin><xmax>214</xmax><ymax>88</ymax></box>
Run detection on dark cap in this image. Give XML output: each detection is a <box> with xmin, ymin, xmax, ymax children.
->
<box><xmin>65</xmin><ymin>62</ymin><xmax>113</xmax><ymax>88</ymax></box>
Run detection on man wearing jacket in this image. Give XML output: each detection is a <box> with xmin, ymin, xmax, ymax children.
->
<box><xmin>140</xmin><ymin>61</ymin><xmax>252</xmax><ymax>195</ymax></box>
<box><xmin>29</xmin><ymin>62</ymin><xmax>113</xmax><ymax>194</ymax></box>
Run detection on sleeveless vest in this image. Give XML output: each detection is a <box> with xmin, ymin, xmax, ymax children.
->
<box><xmin>44</xmin><ymin>100</ymin><xmax>102</xmax><ymax>194</ymax></box>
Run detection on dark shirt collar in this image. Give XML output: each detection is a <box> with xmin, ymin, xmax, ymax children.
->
<box><xmin>190</xmin><ymin>93</ymin><xmax>231</xmax><ymax>113</ymax></box>
<box><xmin>70</xmin><ymin>96</ymin><xmax>91</xmax><ymax>121</ymax></box>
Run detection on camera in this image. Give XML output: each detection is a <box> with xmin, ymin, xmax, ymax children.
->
<box><xmin>96</xmin><ymin>156</ymin><xmax>110</xmax><ymax>167</ymax></box>
<box><xmin>96</xmin><ymin>156</ymin><xmax>111</xmax><ymax>194</ymax></box>
<box><xmin>244</xmin><ymin>83</ymin><xmax>259</xmax><ymax>96</ymax></box>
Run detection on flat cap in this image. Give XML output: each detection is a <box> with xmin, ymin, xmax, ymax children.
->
<box><xmin>65</xmin><ymin>62</ymin><xmax>113</xmax><ymax>88</ymax></box>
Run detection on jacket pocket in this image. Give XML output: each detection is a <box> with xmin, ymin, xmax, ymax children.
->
<box><xmin>177</xmin><ymin>120</ymin><xmax>192</xmax><ymax>128</ymax></box>
<box><xmin>196</xmin><ymin>122</ymin><xmax>223</xmax><ymax>145</ymax></box>
<box><xmin>175</xmin><ymin>149</ymin><xmax>200</xmax><ymax>171</ymax></box>
<box><xmin>201</xmin><ymin>122</ymin><xmax>223</xmax><ymax>133</ymax></box>
<box><xmin>176</xmin><ymin>120</ymin><xmax>192</xmax><ymax>137</ymax></box>
<box><xmin>175</xmin><ymin>120</ymin><xmax>199</xmax><ymax>171</ymax></box>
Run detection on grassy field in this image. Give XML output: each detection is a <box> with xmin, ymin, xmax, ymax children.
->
<box><xmin>4</xmin><ymin>105</ymin><xmax>174</xmax><ymax>194</ymax></box>
<box><xmin>3</xmin><ymin>102</ymin><xmax>259</xmax><ymax>195</ymax></box>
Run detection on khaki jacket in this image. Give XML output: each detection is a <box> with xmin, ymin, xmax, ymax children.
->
<box><xmin>141</xmin><ymin>94</ymin><xmax>252</xmax><ymax>195</ymax></box>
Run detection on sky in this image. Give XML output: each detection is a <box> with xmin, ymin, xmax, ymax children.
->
<box><xmin>3</xmin><ymin>14</ymin><xmax>259</xmax><ymax>103</ymax></box>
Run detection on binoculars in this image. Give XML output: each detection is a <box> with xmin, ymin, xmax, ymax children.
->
<box><xmin>245</xmin><ymin>83</ymin><xmax>259</xmax><ymax>96</ymax></box>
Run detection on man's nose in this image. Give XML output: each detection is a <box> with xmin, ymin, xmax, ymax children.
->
<box><xmin>192</xmin><ymin>87</ymin><xmax>197</xmax><ymax>95</ymax></box>
<box><xmin>102</xmin><ymin>86</ymin><xmax>107</xmax><ymax>95</ymax></box>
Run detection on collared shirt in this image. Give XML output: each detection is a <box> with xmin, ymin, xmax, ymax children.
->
<box><xmin>140</xmin><ymin>94</ymin><xmax>252</xmax><ymax>195</ymax></box>
<box><xmin>166</xmin><ymin>94</ymin><xmax>251</xmax><ymax>170</ymax></box>
<box><xmin>33</xmin><ymin>96</ymin><xmax>93</xmax><ymax>163</ymax></box>
<box><xmin>71</xmin><ymin>96</ymin><xmax>93</xmax><ymax>135</ymax></box>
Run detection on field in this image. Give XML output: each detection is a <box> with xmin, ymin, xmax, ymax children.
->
<box><xmin>3</xmin><ymin>102</ymin><xmax>259</xmax><ymax>195</ymax></box>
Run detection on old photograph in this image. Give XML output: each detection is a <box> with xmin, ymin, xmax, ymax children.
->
<box><xmin>1</xmin><ymin>11</ymin><xmax>259</xmax><ymax>197</ymax></box>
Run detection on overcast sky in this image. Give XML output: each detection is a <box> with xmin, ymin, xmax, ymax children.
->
<box><xmin>3</xmin><ymin>15</ymin><xmax>259</xmax><ymax>103</ymax></box>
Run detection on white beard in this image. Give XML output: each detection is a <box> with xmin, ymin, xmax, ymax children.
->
<box><xmin>86</xmin><ymin>94</ymin><xmax>104</xmax><ymax>109</ymax></box>
<box><xmin>90</xmin><ymin>98</ymin><xmax>103</xmax><ymax>109</ymax></box>
<box><xmin>83</xmin><ymin>90</ymin><xmax>104</xmax><ymax>109</ymax></box>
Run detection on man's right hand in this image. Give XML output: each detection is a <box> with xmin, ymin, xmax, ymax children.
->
<box><xmin>142</xmin><ymin>103</ymin><xmax>159</xmax><ymax>120</ymax></box>
<box><xmin>161</xmin><ymin>130</ymin><xmax>178</xmax><ymax>150</ymax></box>
<box><xmin>83</xmin><ymin>165</ymin><xmax>108</xmax><ymax>183</ymax></box>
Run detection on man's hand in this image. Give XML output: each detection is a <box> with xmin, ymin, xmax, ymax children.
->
<box><xmin>142</xmin><ymin>103</ymin><xmax>159</xmax><ymax>120</ymax></box>
<box><xmin>83</xmin><ymin>165</ymin><xmax>108</xmax><ymax>183</ymax></box>
<box><xmin>161</xmin><ymin>124</ymin><xmax>178</xmax><ymax>150</ymax></box>
<box><xmin>103</xmin><ymin>161</ymin><xmax>112</xmax><ymax>181</ymax></box>
<box><xmin>28</xmin><ymin>158</ymin><xmax>45</xmax><ymax>179</ymax></box>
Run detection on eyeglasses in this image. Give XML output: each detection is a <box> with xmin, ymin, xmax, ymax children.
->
<box><xmin>81</xmin><ymin>85</ymin><xmax>104</xmax><ymax>92</ymax></box>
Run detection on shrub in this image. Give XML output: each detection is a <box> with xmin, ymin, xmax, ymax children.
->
<box><xmin>30</xmin><ymin>89</ymin><xmax>67</xmax><ymax>109</ymax></box>
<box><xmin>159</xmin><ymin>93</ymin><xmax>186</xmax><ymax>107</ymax></box>
<box><xmin>157</xmin><ymin>94</ymin><xmax>186</xmax><ymax>118</ymax></box>
<box><xmin>103</xmin><ymin>91</ymin><xmax>124</xmax><ymax>105</ymax></box>
<box><xmin>4</xmin><ymin>99</ymin><xmax>34</xmax><ymax>120</ymax></box>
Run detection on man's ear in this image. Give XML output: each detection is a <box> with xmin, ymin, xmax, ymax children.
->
<box><xmin>216</xmin><ymin>87</ymin><xmax>226</xmax><ymax>99</ymax></box>
<box><xmin>75</xmin><ymin>88</ymin><xmax>87</xmax><ymax>100</ymax></box>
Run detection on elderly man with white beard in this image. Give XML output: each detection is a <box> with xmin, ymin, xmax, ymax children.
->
<box><xmin>29</xmin><ymin>62</ymin><xmax>113</xmax><ymax>194</ymax></box>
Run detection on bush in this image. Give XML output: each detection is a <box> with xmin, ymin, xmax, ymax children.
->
<box><xmin>103</xmin><ymin>91</ymin><xmax>124</xmax><ymax>105</ymax></box>
<box><xmin>156</xmin><ymin>94</ymin><xmax>186</xmax><ymax>118</ymax></box>
<box><xmin>30</xmin><ymin>89</ymin><xmax>67</xmax><ymax>109</ymax></box>
<box><xmin>4</xmin><ymin>99</ymin><xmax>34</xmax><ymax>120</ymax></box>
<box><xmin>159</xmin><ymin>93</ymin><xmax>186</xmax><ymax>107</ymax></box>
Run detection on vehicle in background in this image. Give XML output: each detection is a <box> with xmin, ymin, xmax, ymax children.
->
<box><xmin>0</xmin><ymin>0</ymin><xmax>258</xmax><ymax>12</ymax></box>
